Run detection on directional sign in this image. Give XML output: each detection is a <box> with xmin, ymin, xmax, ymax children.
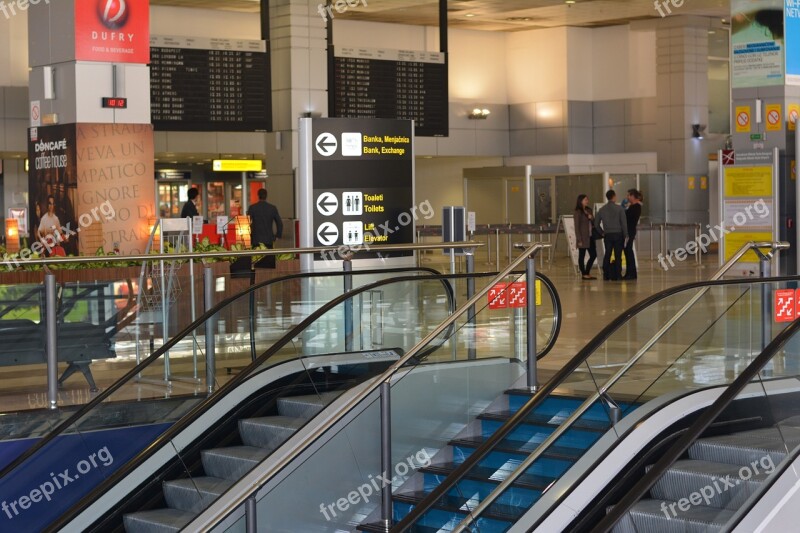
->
<box><xmin>488</xmin><ymin>283</ymin><xmax>508</xmax><ymax>310</ymax></box>
<box><xmin>316</xmin><ymin>192</ymin><xmax>339</xmax><ymax>216</ymax></box>
<box><xmin>508</xmin><ymin>282</ymin><xmax>527</xmax><ymax>308</ymax></box>
<box><xmin>316</xmin><ymin>222</ymin><xmax>339</xmax><ymax>246</ymax></box>
<box><xmin>776</xmin><ymin>289</ymin><xmax>796</xmax><ymax>322</ymax></box>
<box><xmin>315</xmin><ymin>132</ymin><xmax>338</xmax><ymax>157</ymax></box>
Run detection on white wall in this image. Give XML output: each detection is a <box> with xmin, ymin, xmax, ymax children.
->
<box><xmin>150</xmin><ymin>6</ymin><xmax>261</xmax><ymax>39</ymax></box>
<box><xmin>0</xmin><ymin>9</ymin><xmax>28</xmax><ymax>86</ymax></box>
<box><xmin>506</xmin><ymin>28</ymin><xmax>568</xmax><ymax>104</ymax></box>
<box><xmin>415</xmin><ymin>156</ymin><xmax>505</xmax><ymax>218</ymax></box>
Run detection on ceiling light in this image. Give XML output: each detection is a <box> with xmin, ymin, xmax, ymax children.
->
<box><xmin>692</xmin><ymin>124</ymin><xmax>706</xmax><ymax>139</ymax></box>
<box><xmin>565</xmin><ymin>0</ymin><xmax>576</xmax><ymax>4</ymax></box>
<box><xmin>469</xmin><ymin>108</ymin><xmax>491</xmax><ymax>120</ymax></box>
<box><xmin>465</xmin><ymin>13</ymin><xmax>476</xmax><ymax>17</ymax></box>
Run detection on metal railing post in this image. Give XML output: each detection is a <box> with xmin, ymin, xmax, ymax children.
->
<box><xmin>758</xmin><ymin>249</ymin><xmax>772</xmax><ymax>352</ymax></box>
<box><xmin>466</xmin><ymin>250</ymin><xmax>476</xmax><ymax>360</ymax></box>
<box><xmin>526</xmin><ymin>252</ymin><xmax>538</xmax><ymax>390</ymax></box>
<box><xmin>204</xmin><ymin>266</ymin><xmax>216</xmax><ymax>394</ymax></box>
<box><xmin>245</xmin><ymin>496</ymin><xmax>257</xmax><ymax>532</ymax></box>
<box><xmin>343</xmin><ymin>253</ymin><xmax>353</xmax><ymax>352</ymax></box>
<box><xmin>380</xmin><ymin>380</ymin><xmax>392</xmax><ymax>531</ymax></box>
<box><xmin>45</xmin><ymin>271</ymin><xmax>58</xmax><ymax>410</ymax></box>
<box><xmin>495</xmin><ymin>228</ymin><xmax>500</xmax><ymax>270</ymax></box>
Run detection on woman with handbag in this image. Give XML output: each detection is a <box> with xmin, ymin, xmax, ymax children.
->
<box><xmin>574</xmin><ymin>194</ymin><xmax>598</xmax><ymax>280</ymax></box>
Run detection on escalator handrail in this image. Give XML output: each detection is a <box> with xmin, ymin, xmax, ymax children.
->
<box><xmin>48</xmin><ymin>268</ymin><xmax>560</xmax><ymax>531</ymax></box>
<box><xmin>392</xmin><ymin>271</ymin><xmax>797</xmax><ymax>532</ymax></box>
<box><xmin>592</xmin><ymin>315</ymin><xmax>800</xmax><ymax>533</ymax></box>
<box><xmin>0</xmin><ymin>265</ymin><xmax>442</xmax><ymax>479</ymax></box>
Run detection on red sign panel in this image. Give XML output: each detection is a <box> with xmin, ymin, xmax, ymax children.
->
<box><xmin>775</xmin><ymin>289</ymin><xmax>796</xmax><ymax>322</ymax></box>
<box><xmin>488</xmin><ymin>283</ymin><xmax>507</xmax><ymax>310</ymax></box>
<box><xmin>508</xmin><ymin>282</ymin><xmax>527</xmax><ymax>308</ymax></box>
<box><xmin>75</xmin><ymin>0</ymin><xmax>150</xmax><ymax>64</ymax></box>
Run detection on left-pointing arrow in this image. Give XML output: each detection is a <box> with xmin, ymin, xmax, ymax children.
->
<box><xmin>316</xmin><ymin>192</ymin><xmax>339</xmax><ymax>216</ymax></box>
<box><xmin>317</xmin><ymin>222</ymin><xmax>339</xmax><ymax>246</ymax></box>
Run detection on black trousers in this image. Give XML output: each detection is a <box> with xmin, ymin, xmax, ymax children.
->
<box><xmin>254</xmin><ymin>242</ymin><xmax>276</xmax><ymax>269</ymax></box>
<box><xmin>603</xmin><ymin>233</ymin><xmax>625</xmax><ymax>280</ymax></box>
<box><xmin>624</xmin><ymin>234</ymin><xmax>637</xmax><ymax>278</ymax></box>
<box><xmin>578</xmin><ymin>238</ymin><xmax>597</xmax><ymax>275</ymax></box>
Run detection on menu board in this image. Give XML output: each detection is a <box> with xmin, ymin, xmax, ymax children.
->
<box><xmin>331</xmin><ymin>47</ymin><xmax>448</xmax><ymax>137</ymax></box>
<box><xmin>150</xmin><ymin>36</ymin><xmax>272</xmax><ymax>132</ymax></box>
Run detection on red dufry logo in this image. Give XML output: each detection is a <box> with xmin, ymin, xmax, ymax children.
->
<box><xmin>97</xmin><ymin>0</ymin><xmax>129</xmax><ymax>29</ymax></box>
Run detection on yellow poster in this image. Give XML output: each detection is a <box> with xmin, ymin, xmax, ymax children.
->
<box><xmin>735</xmin><ymin>106</ymin><xmax>751</xmax><ymax>133</ymax></box>
<box><xmin>789</xmin><ymin>104</ymin><xmax>799</xmax><ymax>132</ymax></box>
<box><xmin>535</xmin><ymin>279</ymin><xmax>542</xmax><ymax>306</ymax></box>
<box><xmin>765</xmin><ymin>104</ymin><xmax>782</xmax><ymax>131</ymax></box>
<box><xmin>723</xmin><ymin>166</ymin><xmax>773</xmax><ymax>197</ymax></box>
<box><xmin>724</xmin><ymin>232</ymin><xmax>773</xmax><ymax>262</ymax></box>
<box><xmin>700</xmin><ymin>176</ymin><xmax>708</xmax><ymax>190</ymax></box>
<box><xmin>688</xmin><ymin>176</ymin><xmax>696</xmax><ymax>190</ymax></box>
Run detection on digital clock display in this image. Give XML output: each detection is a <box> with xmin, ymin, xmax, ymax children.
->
<box><xmin>102</xmin><ymin>97</ymin><xmax>128</xmax><ymax>109</ymax></box>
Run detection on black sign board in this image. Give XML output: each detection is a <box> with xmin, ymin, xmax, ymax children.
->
<box><xmin>331</xmin><ymin>47</ymin><xmax>448</xmax><ymax>138</ymax></box>
<box><xmin>150</xmin><ymin>36</ymin><xmax>272</xmax><ymax>132</ymax></box>
<box><xmin>307</xmin><ymin>118</ymin><xmax>414</xmax><ymax>260</ymax></box>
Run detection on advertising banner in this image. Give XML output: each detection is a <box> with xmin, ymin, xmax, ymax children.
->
<box><xmin>787</xmin><ymin>0</ymin><xmax>800</xmax><ymax>84</ymax></box>
<box><xmin>75</xmin><ymin>0</ymin><xmax>150</xmax><ymax>64</ymax></box>
<box><xmin>731</xmin><ymin>0</ymin><xmax>785</xmax><ymax>88</ymax></box>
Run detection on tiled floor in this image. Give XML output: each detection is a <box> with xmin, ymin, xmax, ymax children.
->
<box><xmin>0</xmin><ymin>250</ymin><xmax>755</xmax><ymax>414</ymax></box>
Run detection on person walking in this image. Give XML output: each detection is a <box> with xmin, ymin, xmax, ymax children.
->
<box><xmin>623</xmin><ymin>189</ymin><xmax>643</xmax><ymax>280</ymax></box>
<box><xmin>248</xmin><ymin>188</ymin><xmax>283</xmax><ymax>269</ymax></box>
<box><xmin>595</xmin><ymin>189</ymin><xmax>628</xmax><ymax>281</ymax></box>
<box><xmin>574</xmin><ymin>194</ymin><xmax>597</xmax><ymax>280</ymax></box>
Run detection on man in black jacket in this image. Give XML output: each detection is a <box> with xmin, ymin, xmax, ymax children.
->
<box><xmin>248</xmin><ymin>188</ymin><xmax>283</xmax><ymax>268</ymax></box>
<box><xmin>181</xmin><ymin>187</ymin><xmax>200</xmax><ymax>219</ymax></box>
<box><xmin>623</xmin><ymin>189</ymin><xmax>643</xmax><ymax>280</ymax></box>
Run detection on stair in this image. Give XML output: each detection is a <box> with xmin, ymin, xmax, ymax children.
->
<box><xmin>123</xmin><ymin>390</ymin><xmax>343</xmax><ymax>533</ymax></box>
<box><xmin>613</xmin><ymin>417</ymin><xmax>800</xmax><ymax>533</ymax></box>
<box><xmin>360</xmin><ymin>389</ymin><xmax>637</xmax><ymax>532</ymax></box>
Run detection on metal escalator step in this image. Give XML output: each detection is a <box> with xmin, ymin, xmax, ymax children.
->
<box><xmin>201</xmin><ymin>445</ymin><xmax>271</xmax><ymax>481</ymax></box>
<box><xmin>689</xmin><ymin>433</ymin><xmax>796</xmax><ymax>466</ymax></box>
<box><xmin>451</xmin><ymin>436</ymin><xmax>585</xmax><ymax>460</ymax></box>
<box><xmin>393</xmin><ymin>491</ymin><xmax>526</xmax><ymax>523</ymax></box>
<box><xmin>648</xmin><ymin>459</ymin><xmax>767</xmax><ymax>510</ymax></box>
<box><xmin>612</xmin><ymin>499</ymin><xmax>733</xmax><ymax>533</ymax></box>
<box><xmin>162</xmin><ymin>476</ymin><xmax>235</xmax><ymax>513</ymax></box>
<box><xmin>276</xmin><ymin>390</ymin><xmax>343</xmax><ymax>419</ymax></box>
<box><xmin>422</xmin><ymin>462</ymin><xmax>558</xmax><ymax>491</ymax></box>
<box><xmin>123</xmin><ymin>508</ymin><xmax>197</xmax><ymax>533</ymax></box>
<box><xmin>478</xmin><ymin>410</ymin><xmax>610</xmax><ymax>432</ymax></box>
<box><xmin>238</xmin><ymin>415</ymin><xmax>305</xmax><ymax>450</ymax></box>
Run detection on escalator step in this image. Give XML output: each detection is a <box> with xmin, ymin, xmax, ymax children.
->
<box><xmin>391</xmin><ymin>500</ymin><xmax>514</xmax><ymax>533</ymax></box>
<box><xmin>479</xmin><ymin>410</ymin><xmax>610</xmax><ymax>432</ymax></box>
<box><xmin>162</xmin><ymin>476</ymin><xmax>235</xmax><ymax>513</ymax></box>
<box><xmin>394</xmin><ymin>491</ymin><xmax>531</xmax><ymax>522</ymax></box>
<box><xmin>451</xmin><ymin>436</ymin><xmax>586</xmax><ymax>460</ymax></box>
<box><xmin>479</xmin><ymin>418</ymin><xmax>602</xmax><ymax>450</ymax></box>
<box><xmin>238</xmin><ymin>415</ymin><xmax>305</xmax><ymax>450</ymax></box>
<box><xmin>689</xmin><ymin>433</ymin><xmax>798</xmax><ymax>466</ymax></box>
<box><xmin>201</xmin><ymin>446</ymin><xmax>271</xmax><ymax>481</ymax></box>
<box><xmin>123</xmin><ymin>508</ymin><xmax>197</xmax><ymax>533</ymax></box>
<box><xmin>421</xmin><ymin>462</ymin><xmax>558</xmax><ymax>491</ymax></box>
<box><xmin>276</xmin><ymin>391</ymin><xmax>343</xmax><ymax>419</ymax></box>
<box><xmin>613</xmin><ymin>499</ymin><xmax>733</xmax><ymax>533</ymax></box>
<box><xmin>648</xmin><ymin>459</ymin><xmax>767</xmax><ymax>510</ymax></box>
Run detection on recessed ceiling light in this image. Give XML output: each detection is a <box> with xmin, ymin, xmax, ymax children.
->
<box><xmin>464</xmin><ymin>13</ymin><xmax>476</xmax><ymax>17</ymax></box>
<box><xmin>708</xmin><ymin>30</ymin><xmax>716</xmax><ymax>34</ymax></box>
<box><xmin>565</xmin><ymin>0</ymin><xmax>576</xmax><ymax>4</ymax></box>
<box><xmin>507</xmin><ymin>17</ymin><xmax>532</xmax><ymax>21</ymax></box>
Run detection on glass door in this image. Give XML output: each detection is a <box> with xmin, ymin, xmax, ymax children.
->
<box><xmin>157</xmin><ymin>181</ymin><xmax>189</xmax><ymax>219</ymax></box>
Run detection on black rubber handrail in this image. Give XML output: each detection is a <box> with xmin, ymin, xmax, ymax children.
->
<box><xmin>47</xmin><ymin>270</ymin><xmax>561</xmax><ymax>531</ymax></box>
<box><xmin>592</xmin><ymin>315</ymin><xmax>800</xmax><ymax>532</ymax></box>
<box><xmin>392</xmin><ymin>275</ymin><xmax>800</xmax><ymax>531</ymax></box>
<box><xmin>0</xmin><ymin>265</ymin><xmax>441</xmax><ymax>479</ymax></box>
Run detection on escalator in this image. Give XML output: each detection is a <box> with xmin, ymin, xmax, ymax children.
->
<box><xmin>126</xmin><ymin>244</ymin><xmax>798</xmax><ymax>533</ymax></box>
<box><xmin>0</xmin><ymin>264</ymin><xmax>561</xmax><ymax>532</ymax></box>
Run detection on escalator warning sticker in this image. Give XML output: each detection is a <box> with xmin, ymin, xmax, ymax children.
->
<box><xmin>774</xmin><ymin>289</ymin><xmax>795</xmax><ymax>322</ymax></box>
<box><xmin>488</xmin><ymin>283</ymin><xmax>507</xmax><ymax>309</ymax></box>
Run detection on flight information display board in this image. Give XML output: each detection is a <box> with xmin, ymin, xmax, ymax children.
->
<box><xmin>331</xmin><ymin>47</ymin><xmax>448</xmax><ymax>137</ymax></box>
<box><xmin>150</xmin><ymin>36</ymin><xmax>272</xmax><ymax>132</ymax></box>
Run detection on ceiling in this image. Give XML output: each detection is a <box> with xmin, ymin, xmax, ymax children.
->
<box><xmin>151</xmin><ymin>0</ymin><xmax>730</xmax><ymax>31</ymax></box>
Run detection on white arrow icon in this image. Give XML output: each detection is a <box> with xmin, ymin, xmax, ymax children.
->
<box><xmin>317</xmin><ymin>222</ymin><xmax>339</xmax><ymax>246</ymax></box>
<box><xmin>315</xmin><ymin>133</ymin><xmax>338</xmax><ymax>157</ymax></box>
<box><xmin>316</xmin><ymin>192</ymin><xmax>338</xmax><ymax>216</ymax></box>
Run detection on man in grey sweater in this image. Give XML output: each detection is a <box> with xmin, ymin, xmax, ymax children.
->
<box><xmin>595</xmin><ymin>189</ymin><xmax>628</xmax><ymax>281</ymax></box>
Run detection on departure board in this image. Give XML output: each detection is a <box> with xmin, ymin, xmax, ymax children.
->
<box><xmin>150</xmin><ymin>36</ymin><xmax>272</xmax><ymax>132</ymax></box>
<box><xmin>331</xmin><ymin>47</ymin><xmax>448</xmax><ymax>137</ymax></box>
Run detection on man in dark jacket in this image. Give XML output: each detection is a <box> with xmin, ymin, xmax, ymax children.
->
<box><xmin>181</xmin><ymin>187</ymin><xmax>200</xmax><ymax>219</ymax></box>
<box><xmin>595</xmin><ymin>189</ymin><xmax>628</xmax><ymax>281</ymax></box>
<box><xmin>623</xmin><ymin>189</ymin><xmax>643</xmax><ymax>280</ymax></box>
<box><xmin>248</xmin><ymin>188</ymin><xmax>283</xmax><ymax>268</ymax></box>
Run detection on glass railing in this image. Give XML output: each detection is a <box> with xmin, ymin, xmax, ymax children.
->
<box><xmin>400</xmin><ymin>277</ymin><xmax>800</xmax><ymax>533</ymax></box>
<box><xmin>593</xmin><ymin>314</ymin><xmax>800</xmax><ymax>533</ymax></box>
<box><xmin>12</xmin><ymin>268</ymin><xmax>561</xmax><ymax>532</ymax></box>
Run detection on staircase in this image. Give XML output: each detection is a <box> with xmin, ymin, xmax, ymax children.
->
<box><xmin>613</xmin><ymin>417</ymin><xmax>800</xmax><ymax>533</ymax></box>
<box><xmin>123</xmin><ymin>390</ymin><xmax>343</xmax><ymax>533</ymax></box>
<box><xmin>361</xmin><ymin>390</ymin><xmax>637</xmax><ymax>533</ymax></box>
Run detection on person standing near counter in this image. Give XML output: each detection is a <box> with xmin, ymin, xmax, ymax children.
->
<box><xmin>595</xmin><ymin>189</ymin><xmax>628</xmax><ymax>281</ymax></box>
<box><xmin>574</xmin><ymin>194</ymin><xmax>597</xmax><ymax>280</ymax></box>
<box><xmin>623</xmin><ymin>189</ymin><xmax>643</xmax><ymax>280</ymax></box>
